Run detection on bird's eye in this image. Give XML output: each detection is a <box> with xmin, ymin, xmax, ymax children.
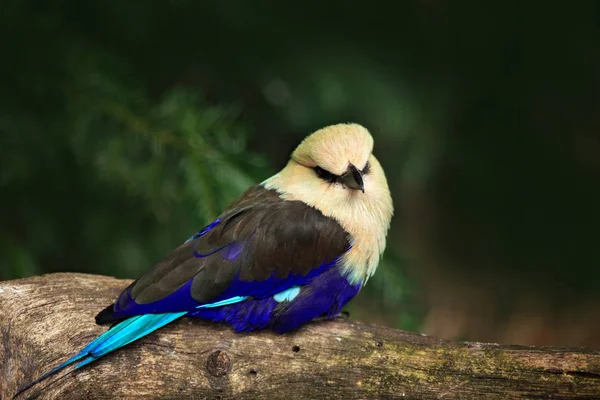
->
<box><xmin>362</xmin><ymin>161</ymin><xmax>371</xmax><ymax>175</ymax></box>
<box><xmin>313</xmin><ymin>166</ymin><xmax>338</xmax><ymax>183</ymax></box>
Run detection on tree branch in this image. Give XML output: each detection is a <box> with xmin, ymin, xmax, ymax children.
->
<box><xmin>1</xmin><ymin>273</ymin><xmax>600</xmax><ymax>399</ymax></box>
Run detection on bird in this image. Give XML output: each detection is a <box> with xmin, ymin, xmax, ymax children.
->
<box><xmin>14</xmin><ymin>122</ymin><xmax>393</xmax><ymax>397</ymax></box>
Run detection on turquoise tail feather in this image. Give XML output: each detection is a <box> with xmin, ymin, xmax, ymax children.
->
<box><xmin>13</xmin><ymin>312</ymin><xmax>187</xmax><ymax>399</ymax></box>
<box><xmin>11</xmin><ymin>353</ymin><xmax>88</xmax><ymax>399</ymax></box>
<box><xmin>90</xmin><ymin>312</ymin><xmax>186</xmax><ymax>358</ymax></box>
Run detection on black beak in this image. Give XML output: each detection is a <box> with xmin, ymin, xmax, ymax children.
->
<box><xmin>341</xmin><ymin>164</ymin><xmax>364</xmax><ymax>193</ymax></box>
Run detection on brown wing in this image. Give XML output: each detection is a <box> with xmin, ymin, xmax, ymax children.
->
<box><xmin>96</xmin><ymin>185</ymin><xmax>350</xmax><ymax>324</ymax></box>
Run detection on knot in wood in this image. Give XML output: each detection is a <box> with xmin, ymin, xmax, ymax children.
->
<box><xmin>206</xmin><ymin>350</ymin><xmax>231</xmax><ymax>377</ymax></box>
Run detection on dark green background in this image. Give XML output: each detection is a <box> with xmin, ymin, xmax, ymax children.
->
<box><xmin>2</xmin><ymin>0</ymin><xmax>599</xmax><ymax>347</ymax></box>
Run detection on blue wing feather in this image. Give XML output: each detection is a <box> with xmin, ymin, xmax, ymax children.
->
<box><xmin>108</xmin><ymin>256</ymin><xmax>338</xmax><ymax>320</ymax></box>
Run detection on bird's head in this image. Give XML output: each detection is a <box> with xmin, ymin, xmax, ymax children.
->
<box><xmin>266</xmin><ymin>123</ymin><xmax>392</xmax><ymax>211</ymax></box>
<box><xmin>290</xmin><ymin>123</ymin><xmax>373</xmax><ymax>193</ymax></box>
<box><xmin>263</xmin><ymin>123</ymin><xmax>393</xmax><ymax>283</ymax></box>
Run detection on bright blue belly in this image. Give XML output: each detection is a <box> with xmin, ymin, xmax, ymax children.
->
<box><xmin>187</xmin><ymin>266</ymin><xmax>361</xmax><ymax>332</ymax></box>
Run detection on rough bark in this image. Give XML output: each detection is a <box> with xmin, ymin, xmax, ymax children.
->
<box><xmin>1</xmin><ymin>273</ymin><xmax>600</xmax><ymax>400</ymax></box>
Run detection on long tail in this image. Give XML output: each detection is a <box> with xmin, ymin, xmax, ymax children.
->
<box><xmin>13</xmin><ymin>311</ymin><xmax>187</xmax><ymax>399</ymax></box>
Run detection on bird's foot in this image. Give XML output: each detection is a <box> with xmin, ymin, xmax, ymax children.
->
<box><xmin>313</xmin><ymin>311</ymin><xmax>350</xmax><ymax>323</ymax></box>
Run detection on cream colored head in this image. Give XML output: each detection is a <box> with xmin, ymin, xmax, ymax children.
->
<box><xmin>291</xmin><ymin>124</ymin><xmax>373</xmax><ymax>176</ymax></box>
<box><xmin>263</xmin><ymin>123</ymin><xmax>394</xmax><ymax>285</ymax></box>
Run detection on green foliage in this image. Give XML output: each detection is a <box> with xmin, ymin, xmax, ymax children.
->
<box><xmin>0</xmin><ymin>42</ymin><xmax>270</xmax><ymax>280</ymax></box>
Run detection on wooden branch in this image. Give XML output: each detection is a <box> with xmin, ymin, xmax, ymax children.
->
<box><xmin>1</xmin><ymin>274</ymin><xmax>600</xmax><ymax>399</ymax></box>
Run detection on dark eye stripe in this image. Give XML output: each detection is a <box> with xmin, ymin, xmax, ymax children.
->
<box><xmin>313</xmin><ymin>166</ymin><xmax>339</xmax><ymax>183</ymax></box>
<box><xmin>362</xmin><ymin>161</ymin><xmax>371</xmax><ymax>174</ymax></box>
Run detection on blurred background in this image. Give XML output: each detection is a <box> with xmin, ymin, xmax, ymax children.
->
<box><xmin>2</xmin><ymin>1</ymin><xmax>599</xmax><ymax>348</ymax></box>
